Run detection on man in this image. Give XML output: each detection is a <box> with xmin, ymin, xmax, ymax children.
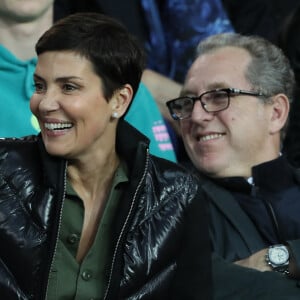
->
<box><xmin>167</xmin><ymin>32</ymin><xmax>300</xmax><ymax>298</ymax></box>
<box><xmin>0</xmin><ymin>0</ymin><xmax>176</xmax><ymax>161</ymax></box>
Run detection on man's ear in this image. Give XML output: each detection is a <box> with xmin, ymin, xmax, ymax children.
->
<box><xmin>111</xmin><ymin>84</ymin><xmax>133</xmax><ymax>118</ymax></box>
<box><xmin>269</xmin><ymin>93</ymin><xmax>290</xmax><ymax>134</ymax></box>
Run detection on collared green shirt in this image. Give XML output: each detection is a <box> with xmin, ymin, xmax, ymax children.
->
<box><xmin>47</xmin><ymin>162</ymin><xmax>128</xmax><ymax>300</ymax></box>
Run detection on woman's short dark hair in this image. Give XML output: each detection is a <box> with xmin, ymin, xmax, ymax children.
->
<box><xmin>36</xmin><ymin>12</ymin><xmax>145</xmax><ymax>100</ymax></box>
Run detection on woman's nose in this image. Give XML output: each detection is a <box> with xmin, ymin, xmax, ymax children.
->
<box><xmin>38</xmin><ymin>89</ymin><xmax>60</xmax><ymax>113</ymax></box>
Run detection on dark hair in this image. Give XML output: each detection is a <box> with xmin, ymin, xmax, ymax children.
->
<box><xmin>35</xmin><ymin>12</ymin><xmax>145</xmax><ymax>101</ymax></box>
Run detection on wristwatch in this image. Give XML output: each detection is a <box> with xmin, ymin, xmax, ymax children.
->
<box><xmin>266</xmin><ymin>244</ymin><xmax>289</xmax><ymax>274</ymax></box>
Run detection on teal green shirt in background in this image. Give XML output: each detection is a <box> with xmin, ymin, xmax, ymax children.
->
<box><xmin>0</xmin><ymin>45</ymin><xmax>39</xmax><ymax>137</ymax></box>
<box><xmin>0</xmin><ymin>45</ymin><xmax>176</xmax><ymax>162</ymax></box>
<box><xmin>46</xmin><ymin>162</ymin><xmax>128</xmax><ymax>300</ymax></box>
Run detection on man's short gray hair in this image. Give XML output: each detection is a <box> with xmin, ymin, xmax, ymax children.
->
<box><xmin>196</xmin><ymin>33</ymin><xmax>295</xmax><ymax>104</ymax></box>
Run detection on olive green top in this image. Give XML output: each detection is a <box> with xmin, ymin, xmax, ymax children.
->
<box><xmin>46</xmin><ymin>162</ymin><xmax>128</xmax><ymax>300</ymax></box>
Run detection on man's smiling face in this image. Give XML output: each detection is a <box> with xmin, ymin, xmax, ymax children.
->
<box><xmin>180</xmin><ymin>46</ymin><xmax>275</xmax><ymax>178</ymax></box>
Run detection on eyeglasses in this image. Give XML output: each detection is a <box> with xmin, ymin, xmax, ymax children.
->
<box><xmin>166</xmin><ymin>88</ymin><xmax>266</xmax><ymax>120</ymax></box>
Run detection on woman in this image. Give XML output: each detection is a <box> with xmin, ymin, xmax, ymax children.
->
<box><xmin>0</xmin><ymin>13</ymin><xmax>211</xmax><ymax>300</ymax></box>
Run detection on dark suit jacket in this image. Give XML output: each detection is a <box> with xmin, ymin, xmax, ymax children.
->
<box><xmin>199</xmin><ymin>172</ymin><xmax>300</xmax><ymax>299</ymax></box>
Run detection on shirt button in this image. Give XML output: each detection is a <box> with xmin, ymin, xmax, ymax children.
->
<box><xmin>82</xmin><ymin>270</ymin><xmax>93</xmax><ymax>281</ymax></box>
<box><xmin>67</xmin><ymin>233</ymin><xmax>79</xmax><ymax>244</ymax></box>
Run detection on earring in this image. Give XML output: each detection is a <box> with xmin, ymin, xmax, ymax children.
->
<box><xmin>112</xmin><ymin>112</ymin><xmax>118</xmax><ymax>119</ymax></box>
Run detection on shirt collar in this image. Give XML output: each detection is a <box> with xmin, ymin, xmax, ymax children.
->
<box><xmin>251</xmin><ymin>155</ymin><xmax>294</xmax><ymax>192</ymax></box>
<box><xmin>211</xmin><ymin>156</ymin><xmax>294</xmax><ymax>193</ymax></box>
<box><xmin>66</xmin><ymin>160</ymin><xmax>129</xmax><ymax>198</ymax></box>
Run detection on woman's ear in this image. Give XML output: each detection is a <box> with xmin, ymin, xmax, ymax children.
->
<box><xmin>269</xmin><ymin>93</ymin><xmax>290</xmax><ymax>134</ymax></box>
<box><xmin>111</xmin><ymin>84</ymin><xmax>133</xmax><ymax>119</ymax></box>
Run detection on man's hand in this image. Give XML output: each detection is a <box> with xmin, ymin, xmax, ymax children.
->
<box><xmin>234</xmin><ymin>248</ymin><xmax>272</xmax><ymax>272</ymax></box>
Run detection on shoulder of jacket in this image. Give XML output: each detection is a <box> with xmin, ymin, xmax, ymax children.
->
<box><xmin>149</xmin><ymin>155</ymin><xmax>196</xmax><ymax>177</ymax></box>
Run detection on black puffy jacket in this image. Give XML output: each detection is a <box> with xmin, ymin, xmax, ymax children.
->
<box><xmin>0</xmin><ymin>120</ymin><xmax>211</xmax><ymax>300</ymax></box>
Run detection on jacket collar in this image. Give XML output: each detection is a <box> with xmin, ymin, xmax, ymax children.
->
<box><xmin>116</xmin><ymin>119</ymin><xmax>150</xmax><ymax>175</ymax></box>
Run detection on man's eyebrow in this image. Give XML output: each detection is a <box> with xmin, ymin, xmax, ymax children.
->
<box><xmin>180</xmin><ymin>82</ymin><xmax>231</xmax><ymax>96</ymax></box>
<box><xmin>206</xmin><ymin>82</ymin><xmax>230</xmax><ymax>90</ymax></box>
<box><xmin>180</xmin><ymin>89</ymin><xmax>193</xmax><ymax>97</ymax></box>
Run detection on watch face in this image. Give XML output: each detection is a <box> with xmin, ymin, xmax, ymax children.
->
<box><xmin>269</xmin><ymin>246</ymin><xmax>289</xmax><ymax>265</ymax></box>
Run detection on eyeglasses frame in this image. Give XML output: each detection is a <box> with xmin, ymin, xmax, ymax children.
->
<box><xmin>166</xmin><ymin>88</ymin><xmax>266</xmax><ymax>120</ymax></box>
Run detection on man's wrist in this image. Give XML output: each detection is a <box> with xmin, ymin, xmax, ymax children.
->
<box><xmin>266</xmin><ymin>244</ymin><xmax>290</xmax><ymax>275</ymax></box>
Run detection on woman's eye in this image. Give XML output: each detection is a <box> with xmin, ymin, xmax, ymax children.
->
<box><xmin>63</xmin><ymin>84</ymin><xmax>77</xmax><ymax>92</ymax></box>
<box><xmin>34</xmin><ymin>82</ymin><xmax>45</xmax><ymax>93</ymax></box>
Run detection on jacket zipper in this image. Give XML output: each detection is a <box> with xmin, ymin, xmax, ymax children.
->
<box><xmin>103</xmin><ymin>149</ymin><xmax>150</xmax><ymax>300</ymax></box>
<box><xmin>43</xmin><ymin>161</ymin><xmax>68</xmax><ymax>299</ymax></box>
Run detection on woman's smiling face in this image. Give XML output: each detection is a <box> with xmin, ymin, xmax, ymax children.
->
<box><xmin>30</xmin><ymin>50</ymin><xmax>117</xmax><ymax>160</ymax></box>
